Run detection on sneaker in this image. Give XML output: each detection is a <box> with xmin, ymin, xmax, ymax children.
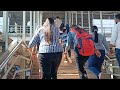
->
<box><xmin>68</xmin><ymin>58</ymin><xmax>72</xmax><ymax>63</ymax></box>
<box><xmin>81</xmin><ymin>74</ymin><xmax>88</xmax><ymax>79</ymax></box>
<box><xmin>98</xmin><ymin>72</ymin><xmax>102</xmax><ymax>79</ymax></box>
<box><xmin>64</xmin><ymin>60</ymin><xmax>68</xmax><ymax>64</ymax></box>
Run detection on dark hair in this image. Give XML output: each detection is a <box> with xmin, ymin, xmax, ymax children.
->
<box><xmin>70</xmin><ymin>24</ymin><xmax>78</xmax><ymax>30</ymax></box>
<box><xmin>48</xmin><ymin>18</ymin><xmax>54</xmax><ymax>25</ymax></box>
<box><xmin>56</xmin><ymin>16</ymin><xmax>59</xmax><ymax>19</ymax></box>
<box><xmin>74</xmin><ymin>26</ymin><xmax>83</xmax><ymax>33</ymax></box>
<box><xmin>60</xmin><ymin>23</ymin><xmax>65</xmax><ymax>30</ymax></box>
<box><xmin>115</xmin><ymin>14</ymin><xmax>120</xmax><ymax>20</ymax></box>
<box><xmin>91</xmin><ymin>26</ymin><xmax>98</xmax><ymax>43</ymax></box>
<box><xmin>62</xmin><ymin>28</ymin><xmax>66</xmax><ymax>32</ymax></box>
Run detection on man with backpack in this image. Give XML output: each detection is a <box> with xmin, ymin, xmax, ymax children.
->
<box><xmin>65</xmin><ymin>25</ymin><xmax>95</xmax><ymax>79</ymax></box>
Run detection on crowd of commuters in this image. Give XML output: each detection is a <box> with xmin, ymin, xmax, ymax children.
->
<box><xmin>27</xmin><ymin>14</ymin><xmax>120</xmax><ymax>79</ymax></box>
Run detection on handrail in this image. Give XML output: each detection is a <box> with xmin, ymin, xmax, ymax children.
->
<box><xmin>1</xmin><ymin>55</ymin><xmax>31</xmax><ymax>79</ymax></box>
<box><xmin>0</xmin><ymin>40</ymin><xmax>22</xmax><ymax>71</ymax></box>
<box><xmin>11</xmin><ymin>42</ymin><xmax>34</xmax><ymax>79</ymax></box>
<box><xmin>0</xmin><ymin>40</ymin><xmax>34</xmax><ymax>79</ymax></box>
<box><xmin>104</xmin><ymin>55</ymin><xmax>120</xmax><ymax>78</ymax></box>
<box><xmin>0</xmin><ymin>40</ymin><xmax>18</xmax><ymax>65</ymax></box>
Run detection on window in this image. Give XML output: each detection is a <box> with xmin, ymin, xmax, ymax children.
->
<box><xmin>93</xmin><ymin>19</ymin><xmax>115</xmax><ymax>41</ymax></box>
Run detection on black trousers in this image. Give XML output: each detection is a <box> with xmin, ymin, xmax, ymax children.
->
<box><xmin>39</xmin><ymin>52</ymin><xmax>62</xmax><ymax>79</ymax></box>
<box><xmin>74</xmin><ymin>48</ymin><xmax>89</xmax><ymax>79</ymax></box>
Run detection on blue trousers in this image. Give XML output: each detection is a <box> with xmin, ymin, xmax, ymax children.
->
<box><xmin>88</xmin><ymin>50</ymin><xmax>105</xmax><ymax>78</ymax></box>
<box><xmin>115</xmin><ymin>48</ymin><xmax>120</xmax><ymax>67</ymax></box>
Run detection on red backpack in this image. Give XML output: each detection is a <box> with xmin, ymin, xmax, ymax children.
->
<box><xmin>71</xmin><ymin>28</ymin><xmax>95</xmax><ymax>56</ymax></box>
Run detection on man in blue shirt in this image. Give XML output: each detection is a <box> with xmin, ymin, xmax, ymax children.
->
<box><xmin>60</xmin><ymin>27</ymin><xmax>72</xmax><ymax>63</ymax></box>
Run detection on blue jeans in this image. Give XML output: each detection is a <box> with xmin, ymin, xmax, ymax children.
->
<box><xmin>88</xmin><ymin>50</ymin><xmax>105</xmax><ymax>78</ymax></box>
<box><xmin>115</xmin><ymin>48</ymin><xmax>120</xmax><ymax>67</ymax></box>
<box><xmin>74</xmin><ymin>48</ymin><xmax>89</xmax><ymax>79</ymax></box>
<box><xmin>39</xmin><ymin>52</ymin><xmax>62</xmax><ymax>79</ymax></box>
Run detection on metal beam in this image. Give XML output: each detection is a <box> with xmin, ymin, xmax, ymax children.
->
<box><xmin>15</xmin><ymin>23</ymin><xmax>17</xmax><ymax>33</ymax></box>
<box><xmin>30</xmin><ymin>11</ymin><xmax>32</xmax><ymax>39</ymax></box>
<box><xmin>33</xmin><ymin>11</ymin><xmax>36</xmax><ymax>34</ymax></box>
<box><xmin>3</xmin><ymin>11</ymin><xmax>8</xmax><ymax>51</ymax></box>
<box><xmin>37</xmin><ymin>11</ymin><xmax>40</xmax><ymax>28</ymax></box>
<box><xmin>68</xmin><ymin>12</ymin><xmax>71</xmax><ymax>27</ymax></box>
<box><xmin>76</xmin><ymin>11</ymin><xmax>78</xmax><ymax>25</ymax></box>
<box><xmin>65</xmin><ymin>11</ymin><xmax>67</xmax><ymax>25</ymax></box>
<box><xmin>22</xmin><ymin>11</ymin><xmax>26</xmax><ymax>79</ymax></box>
<box><xmin>72</xmin><ymin>12</ymin><xmax>73</xmax><ymax>25</ymax></box>
<box><xmin>100</xmin><ymin>11</ymin><xmax>103</xmax><ymax>35</ymax></box>
<box><xmin>81</xmin><ymin>11</ymin><xmax>83</xmax><ymax>27</ymax></box>
<box><xmin>22</xmin><ymin>11</ymin><xmax>26</xmax><ymax>42</ymax></box>
<box><xmin>88</xmin><ymin>11</ymin><xmax>91</xmax><ymax>33</ymax></box>
<box><xmin>91</xmin><ymin>11</ymin><xmax>94</xmax><ymax>25</ymax></box>
<box><xmin>40</xmin><ymin>11</ymin><xmax>43</xmax><ymax>27</ymax></box>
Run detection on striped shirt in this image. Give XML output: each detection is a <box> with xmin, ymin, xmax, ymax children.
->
<box><xmin>60</xmin><ymin>32</ymin><xmax>67</xmax><ymax>46</ymax></box>
<box><xmin>28</xmin><ymin>26</ymin><xmax>63</xmax><ymax>53</ymax></box>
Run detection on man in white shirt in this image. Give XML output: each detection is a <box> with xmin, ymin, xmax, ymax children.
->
<box><xmin>110</xmin><ymin>14</ymin><xmax>120</xmax><ymax>67</ymax></box>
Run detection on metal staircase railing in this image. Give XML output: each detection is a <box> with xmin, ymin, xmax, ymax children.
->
<box><xmin>0</xmin><ymin>40</ymin><xmax>35</xmax><ymax>79</ymax></box>
<box><xmin>104</xmin><ymin>55</ymin><xmax>120</xmax><ymax>79</ymax></box>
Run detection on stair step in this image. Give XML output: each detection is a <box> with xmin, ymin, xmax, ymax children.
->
<box><xmin>32</xmin><ymin>68</ymin><xmax>39</xmax><ymax>70</ymax></box>
<box><xmin>57</xmin><ymin>74</ymin><xmax>79</xmax><ymax>79</ymax></box>
<box><xmin>100</xmin><ymin>73</ymin><xmax>111</xmax><ymax>79</ymax></box>
<box><xmin>32</xmin><ymin>72</ymin><xmax>39</xmax><ymax>75</ymax></box>
<box><xmin>30</xmin><ymin>76</ymin><xmax>39</xmax><ymax>79</ymax></box>
<box><xmin>58</xmin><ymin>70</ymin><xmax>78</xmax><ymax>74</ymax></box>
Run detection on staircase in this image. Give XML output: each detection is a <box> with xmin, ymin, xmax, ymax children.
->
<box><xmin>57</xmin><ymin>50</ymin><xmax>97</xmax><ymax>79</ymax></box>
<box><xmin>29</xmin><ymin>53</ymin><xmax>41</xmax><ymax>79</ymax></box>
<box><xmin>28</xmin><ymin>49</ymin><xmax>113</xmax><ymax>79</ymax></box>
<box><xmin>30</xmin><ymin>59</ymin><xmax>40</xmax><ymax>79</ymax></box>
